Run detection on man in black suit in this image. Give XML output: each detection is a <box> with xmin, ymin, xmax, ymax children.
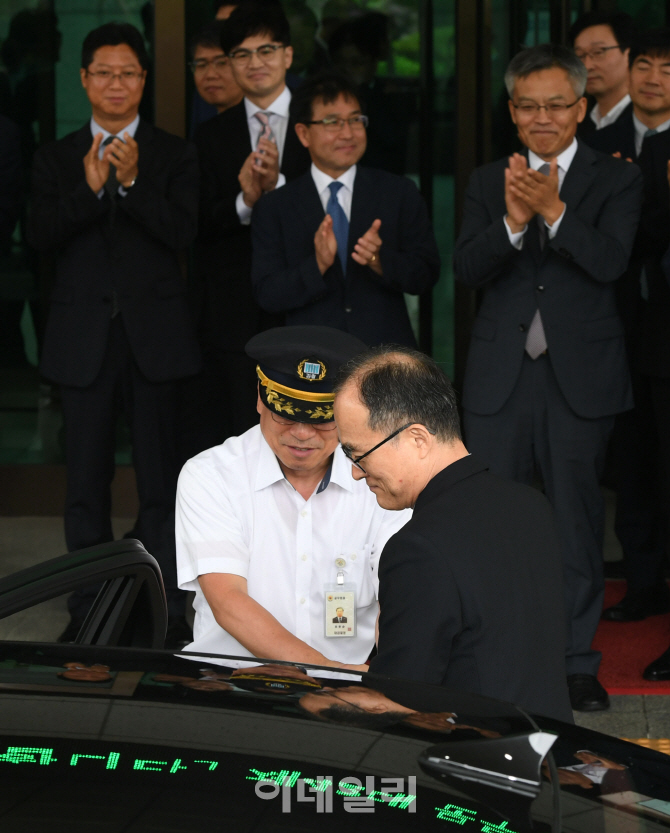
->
<box><xmin>27</xmin><ymin>23</ymin><xmax>200</xmax><ymax>644</ymax></box>
<box><xmin>587</xmin><ymin>31</ymin><xmax>670</xmax><ymax>628</ymax></box>
<box><xmin>188</xmin><ymin>2</ymin><xmax>311</xmax><ymax>456</ymax></box>
<box><xmin>569</xmin><ymin>11</ymin><xmax>636</xmax><ymax>138</ymax></box>
<box><xmin>251</xmin><ymin>72</ymin><xmax>440</xmax><ymax>347</ymax></box>
<box><xmin>333</xmin><ymin>346</ymin><xmax>572</xmax><ymax>723</ymax></box>
<box><xmin>454</xmin><ymin>45</ymin><xmax>642</xmax><ymax>711</ymax></box>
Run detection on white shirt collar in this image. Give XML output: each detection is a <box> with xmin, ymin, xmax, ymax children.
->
<box><xmin>310</xmin><ymin>162</ymin><xmax>357</xmax><ymax>196</ymax></box>
<box><xmin>590</xmin><ymin>94</ymin><xmax>630</xmax><ymax>129</ymax></box>
<box><xmin>244</xmin><ymin>85</ymin><xmax>291</xmax><ymax>120</ymax></box>
<box><xmin>254</xmin><ymin>425</ymin><xmax>354</xmax><ymax>494</ymax></box>
<box><xmin>90</xmin><ymin>114</ymin><xmax>140</xmax><ymax>142</ymax></box>
<box><xmin>528</xmin><ymin>137</ymin><xmax>578</xmax><ymax>174</ymax></box>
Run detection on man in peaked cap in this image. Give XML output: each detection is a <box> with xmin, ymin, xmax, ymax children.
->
<box><xmin>175</xmin><ymin>325</ymin><xmax>411</xmax><ymax>668</ymax></box>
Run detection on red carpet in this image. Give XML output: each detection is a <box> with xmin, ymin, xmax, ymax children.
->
<box><xmin>595</xmin><ymin>581</ymin><xmax>670</xmax><ymax>694</ymax></box>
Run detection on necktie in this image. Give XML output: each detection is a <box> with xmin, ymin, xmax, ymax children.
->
<box><xmin>254</xmin><ymin>111</ymin><xmax>275</xmax><ymax>147</ymax></box>
<box><xmin>535</xmin><ymin>163</ymin><xmax>551</xmax><ymax>250</ymax></box>
<box><xmin>525</xmin><ymin>163</ymin><xmax>550</xmax><ymax>359</ymax></box>
<box><xmin>644</xmin><ymin>127</ymin><xmax>658</xmax><ymax>140</ymax></box>
<box><xmin>102</xmin><ymin>135</ymin><xmax>119</xmax><ymax>197</ymax></box>
<box><xmin>102</xmin><ymin>136</ymin><xmax>120</xmax><ymax>317</ymax></box>
<box><xmin>327</xmin><ymin>181</ymin><xmax>349</xmax><ymax>275</ymax></box>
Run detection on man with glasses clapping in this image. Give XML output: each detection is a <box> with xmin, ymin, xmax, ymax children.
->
<box><xmin>251</xmin><ymin>71</ymin><xmax>440</xmax><ymax>348</ymax></box>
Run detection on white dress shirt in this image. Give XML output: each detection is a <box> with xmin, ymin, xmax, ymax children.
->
<box><xmin>505</xmin><ymin>137</ymin><xmax>578</xmax><ymax>249</ymax></box>
<box><xmin>310</xmin><ymin>162</ymin><xmax>357</xmax><ymax>220</ymax></box>
<box><xmin>176</xmin><ymin>424</ymin><xmax>412</xmax><ymax>667</ymax></box>
<box><xmin>590</xmin><ymin>94</ymin><xmax>631</xmax><ymax>130</ymax></box>
<box><xmin>91</xmin><ymin>114</ymin><xmax>140</xmax><ymax>199</ymax></box>
<box><xmin>236</xmin><ymin>85</ymin><xmax>292</xmax><ymax>225</ymax></box>
<box><xmin>633</xmin><ymin>112</ymin><xmax>670</xmax><ymax>158</ymax></box>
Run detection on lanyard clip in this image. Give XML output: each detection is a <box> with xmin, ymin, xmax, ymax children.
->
<box><xmin>337</xmin><ymin>570</ymin><xmax>345</xmax><ymax>586</ymax></box>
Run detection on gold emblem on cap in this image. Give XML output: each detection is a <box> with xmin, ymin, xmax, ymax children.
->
<box><xmin>297</xmin><ymin>358</ymin><xmax>327</xmax><ymax>382</ymax></box>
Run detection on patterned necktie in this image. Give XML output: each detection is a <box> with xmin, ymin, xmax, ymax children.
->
<box><xmin>644</xmin><ymin>127</ymin><xmax>658</xmax><ymax>140</ymax></box>
<box><xmin>102</xmin><ymin>135</ymin><xmax>119</xmax><ymax>197</ymax></box>
<box><xmin>254</xmin><ymin>111</ymin><xmax>275</xmax><ymax>147</ymax></box>
<box><xmin>535</xmin><ymin>163</ymin><xmax>551</xmax><ymax>250</ymax></box>
<box><xmin>525</xmin><ymin>163</ymin><xmax>551</xmax><ymax>359</ymax></box>
<box><xmin>326</xmin><ymin>181</ymin><xmax>349</xmax><ymax>275</ymax></box>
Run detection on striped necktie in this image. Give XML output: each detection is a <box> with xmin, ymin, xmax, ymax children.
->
<box><xmin>525</xmin><ymin>163</ymin><xmax>550</xmax><ymax>359</ymax></box>
<box><xmin>327</xmin><ymin>181</ymin><xmax>349</xmax><ymax>275</ymax></box>
<box><xmin>254</xmin><ymin>111</ymin><xmax>275</xmax><ymax>147</ymax></box>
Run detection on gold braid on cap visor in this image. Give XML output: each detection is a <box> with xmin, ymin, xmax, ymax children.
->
<box><xmin>256</xmin><ymin>365</ymin><xmax>334</xmax><ymax>421</ymax></box>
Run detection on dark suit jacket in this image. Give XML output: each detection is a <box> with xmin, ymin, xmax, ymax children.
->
<box><xmin>251</xmin><ymin>167</ymin><xmax>440</xmax><ymax>347</ymax></box>
<box><xmin>194</xmin><ymin>99</ymin><xmax>311</xmax><ymax>352</ymax></box>
<box><xmin>369</xmin><ymin>454</ymin><xmax>573</xmax><ymax>723</ymax></box>
<box><xmin>577</xmin><ymin>101</ymin><xmax>633</xmax><ymax>145</ymax></box>
<box><xmin>585</xmin><ymin>103</ymin><xmax>637</xmax><ymax>161</ymax></box>
<box><xmin>0</xmin><ymin>114</ymin><xmax>21</xmax><ymax>254</ymax></box>
<box><xmin>453</xmin><ymin>140</ymin><xmax>642</xmax><ymax>419</ymax></box>
<box><xmin>28</xmin><ymin>120</ymin><xmax>201</xmax><ymax>387</ymax></box>
<box><xmin>587</xmin><ymin>112</ymin><xmax>670</xmax><ymax>377</ymax></box>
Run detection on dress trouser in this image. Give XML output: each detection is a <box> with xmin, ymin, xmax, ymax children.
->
<box><xmin>611</xmin><ymin>368</ymin><xmax>665</xmax><ymax>591</ymax></box>
<box><xmin>649</xmin><ymin>376</ymin><xmax>670</xmax><ymax>581</ymax></box>
<box><xmin>61</xmin><ymin>315</ymin><xmax>184</xmax><ymax>621</ymax></box>
<box><xmin>464</xmin><ymin>353</ymin><xmax>614</xmax><ymax>677</ymax></box>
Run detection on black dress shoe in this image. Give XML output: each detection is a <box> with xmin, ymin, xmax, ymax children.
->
<box><xmin>567</xmin><ymin>674</ymin><xmax>610</xmax><ymax>711</ymax></box>
<box><xmin>601</xmin><ymin>585</ymin><xmax>670</xmax><ymax>622</ymax></box>
<box><xmin>643</xmin><ymin>646</ymin><xmax>670</xmax><ymax>681</ymax></box>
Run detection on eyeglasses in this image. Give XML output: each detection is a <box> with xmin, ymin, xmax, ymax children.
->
<box><xmin>189</xmin><ymin>56</ymin><xmax>228</xmax><ymax>73</ymax></box>
<box><xmin>306</xmin><ymin>115</ymin><xmax>369</xmax><ymax>133</ymax></box>
<box><xmin>86</xmin><ymin>70</ymin><xmax>144</xmax><ymax>85</ymax></box>
<box><xmin>342</xmin><ymin>422</ymin><xmax>416</xmax><ymax>474</ymax></box>
<box><xmin>511</xmin><ymin>99</ymin><xmax>581</xmax><ymax>116</ymax></box>
<box><xmin>270</xmin><ymin>412</ymin><xmax>338</xmax><ymax>432</ymax></box>
<box><xmin>228</xmin><ymin>44</ymin><xmax>285</xmax><ymax>65</ymax></box>
<box><xmin>574</xmin><ymin>45</ymin><xmax>621</xmax><ymax>61</ymax></box>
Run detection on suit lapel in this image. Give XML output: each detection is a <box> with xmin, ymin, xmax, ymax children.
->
<box><xmin>348</xmin><ymin>167</ymin><xmax>373</xmax><ymax>261</ymax></box>
<box><xmin>557</xmin><ymin>140</ymin><xmax>599</xmax><ymax>212</ymax></box>
<box><xmin>291</xmin><ymin>171</ymin><xmax>325</xmax><ymax>233</ymax></box>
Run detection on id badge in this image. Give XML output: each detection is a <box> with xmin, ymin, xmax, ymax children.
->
<box><xmin>324</xmin><ymin>583</ymin><xmax>356</xmax><ymax>638</ymax></box>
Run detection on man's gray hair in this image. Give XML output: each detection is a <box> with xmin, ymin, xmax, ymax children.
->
<box><xmin>504</xmin><ymin>43</ymin><xmax>588</xmax><ymax>98</ymax></box>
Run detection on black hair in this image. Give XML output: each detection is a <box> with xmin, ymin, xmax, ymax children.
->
<box><xmin>290</xmin><ymin>70</ymin><xmax>362</xmax><ymax>124</ymax></box>
<box><xmin>220</xmin><ymin>1</ymin><xmax>290</xmax><ymax>54</ymax></box>
<box><xmin>568</xmin><ymin>11</ymin><xmax>637</xmax><ymax>52</ymax></box>
<box><xmin>629</xmin><ymin>28</ymin><xmax>670</xmax><ymax>68</ymax></box>
<box><xmin>190</xmin><ymin>20</ymin><xmax>227</xmax><ymax>59</ymax></box>
<box><xmin>334</xmin><ymin>344</ymin><xmax>462</xmax><ymax>444</ymax></box>
<box><xmin>81</xmin><ymin>22</ymin><xmax>149</xmax><ymax>70</ymax></box>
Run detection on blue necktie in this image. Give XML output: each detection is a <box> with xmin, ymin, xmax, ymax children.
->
<box><xmin>326</xmin><ymin>181</ymin><xmax>349</xmax><ymax>275</ymax></box>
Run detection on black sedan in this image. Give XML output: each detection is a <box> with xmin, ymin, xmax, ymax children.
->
<box><xmin>1</xmin><ymin>540</ymin><xmax>670</xmax><ymax>832</ymax></box>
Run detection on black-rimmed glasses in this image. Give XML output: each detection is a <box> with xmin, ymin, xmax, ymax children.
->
<box><xmin>342</xmin><ymin>422</ymin><xmax>416</xmax><ymax>474</ymax></box>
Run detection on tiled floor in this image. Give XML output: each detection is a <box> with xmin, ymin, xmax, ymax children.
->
<box><xmin>0</xmin><ymin>512</ymin><xmax>667</xmax><ymax>742</ymax></box>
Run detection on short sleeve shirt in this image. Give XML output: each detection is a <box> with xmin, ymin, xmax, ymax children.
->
<box><xmin>176</xmin><ymin>425</ymin><xmax>411</xmax><ymax>665</ymax></box>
